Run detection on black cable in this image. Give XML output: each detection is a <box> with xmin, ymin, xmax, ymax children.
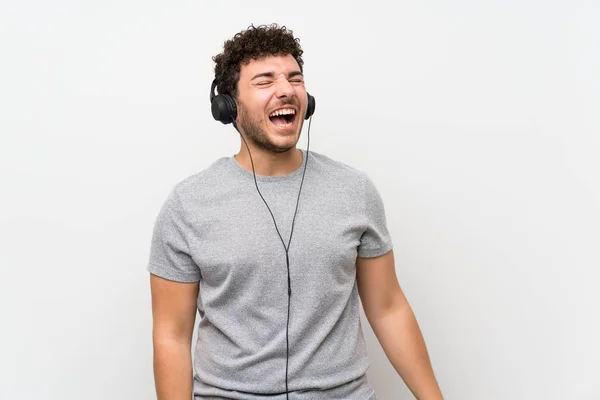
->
<box><xmin>233</xmin><ymin>114</ymin><xmax>312</xmax><ymax>400</ymax></box>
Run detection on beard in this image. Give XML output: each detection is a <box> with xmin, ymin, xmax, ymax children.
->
<box><xmin>236</xmin><ymin>101</ymin><xmax>303</xmax><ymax>154</ymax></box>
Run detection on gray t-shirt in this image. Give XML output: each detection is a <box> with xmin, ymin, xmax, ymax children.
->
<box><xmin>148</xmin><ymin>149</ymin><xmax>393</xmax><ymax>399</ymax></box>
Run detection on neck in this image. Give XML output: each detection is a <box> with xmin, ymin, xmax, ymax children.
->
<box><xmin>234</xmin><ymin>146</ymin><xmax>303</xmax><ymax>176</ymax></box>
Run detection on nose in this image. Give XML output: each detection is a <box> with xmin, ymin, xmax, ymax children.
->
<box><xmin>274</xmin><ymin>77</ymin><xmax>295</xmax><ymax>99</ymax></box>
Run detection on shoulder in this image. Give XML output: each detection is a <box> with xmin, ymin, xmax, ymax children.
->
<box><xmin>168</xmin><ymin>156</ymin><xmax>231</xmax><ymax>206</ymax></box>
<box><xmin>307</xmin><ymin>150</ymin><xmax>369</xmax><ymax>183</ymax></box>
<box><xmin>307</xmin><ymin>151</ymin><xmax>386</xmax><ymax>208</ymax></box>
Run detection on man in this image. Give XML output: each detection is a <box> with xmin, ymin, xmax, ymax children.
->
<box><xmin>148</xmin><ymin>23</ymin><xmax>443</xmax><ymax>400</ymax></box>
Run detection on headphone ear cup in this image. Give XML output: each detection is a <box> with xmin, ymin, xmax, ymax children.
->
<box><xmin>211</xmin><ymin>94</ymin><xmax>237</xmax><ymax>124</ymax></box>
<box><xmin>305</xmin><ymin>93</ymin><xmax>316</xmax><ymax>120</ymax></box>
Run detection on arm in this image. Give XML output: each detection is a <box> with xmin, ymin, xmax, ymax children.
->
<box><xmin>150</xmin><ymin>273</ymin><xmax>199</xmax><ymax>400</ymax></box>
<box><xmin>356</xmin><ymin>250</ymin><xmax>443</xmax><ymax>400</ymax></box>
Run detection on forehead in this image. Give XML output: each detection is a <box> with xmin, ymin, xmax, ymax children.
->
<box><xmin>239</xmin><ymin>54</ymin><xmax>301</xmax><ymax>80</ymax></box>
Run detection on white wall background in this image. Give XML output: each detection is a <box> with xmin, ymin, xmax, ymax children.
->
<box><xmin>1</xmin><ymin>1</ymin><xmax>598</xmax><ymax>399</ymax></box>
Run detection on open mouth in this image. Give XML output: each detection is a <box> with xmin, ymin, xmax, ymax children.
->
<box><xmin>268</xmin><ymin>108</ymin><xmax>297</xmax><ymax>129</ymax></box>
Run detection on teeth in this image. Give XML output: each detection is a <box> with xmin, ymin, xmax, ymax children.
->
<box><xmin>269</xmin><ymin>108</ymin><xmax>296</xmax><ymax>117</ymax></box>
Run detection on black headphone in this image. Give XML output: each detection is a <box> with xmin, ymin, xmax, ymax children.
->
<box><xmin>210</xmin><ymin>79</ymin><xmax>316</xmax><ymax>124</ymax></box>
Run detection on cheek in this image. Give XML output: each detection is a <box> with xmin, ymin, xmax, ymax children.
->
<box><xmin>298</xmin><ymin>90</ymin><xmax>308</xmax><ymax>109</ymax></box>
<box><xmin>253</xmin><ymin>98</ymin><xmax>272</xmax><ymax>122</ymax></box>
<box><xmin>239</xmin><ymin>93</ymin><xmax>270</xmax><ymax>117</ymax></box>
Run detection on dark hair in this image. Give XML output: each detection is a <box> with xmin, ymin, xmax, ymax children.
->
<box><xmin>212</xmin><ymin>23</ymin><xmax>304</xmax><ymax>99</ymax></box>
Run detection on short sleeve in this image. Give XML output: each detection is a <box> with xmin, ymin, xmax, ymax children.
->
<box><xmin>357</xmin><ymin>173</ymin><xmax>393</xmax><ymax>258</ymax></box>
<box><xmin>147</xmin><ymin>188</ymin><xmax>201</xmax><ymax>282</ymax></box>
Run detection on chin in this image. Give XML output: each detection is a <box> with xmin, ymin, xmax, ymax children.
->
<box><xmin>265</xmin><ymin>127</ymin><xmax>300</xmax><ymax>145</ymax></box>
<box><xmin>265</xmin><ymin>138</ymin><xmax>299</xmax><ymax>153</ymax></box>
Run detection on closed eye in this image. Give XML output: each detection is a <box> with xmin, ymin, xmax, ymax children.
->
<box><xmin>258</xmin><ymin>80</ymin><xmax>302</xmax><ymax>84</ymax></box>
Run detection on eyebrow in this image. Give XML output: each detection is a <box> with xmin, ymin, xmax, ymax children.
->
<box><xmin>250</xmin><ymin>71</ymin><xmax>304</xmax><ymax>81</ymax></box>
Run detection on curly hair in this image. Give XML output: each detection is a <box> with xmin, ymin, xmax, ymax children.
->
<box><xmin>212</xmin><ymin>23</ymin><xmax>304</xmax><ymax>99</ymax></box>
